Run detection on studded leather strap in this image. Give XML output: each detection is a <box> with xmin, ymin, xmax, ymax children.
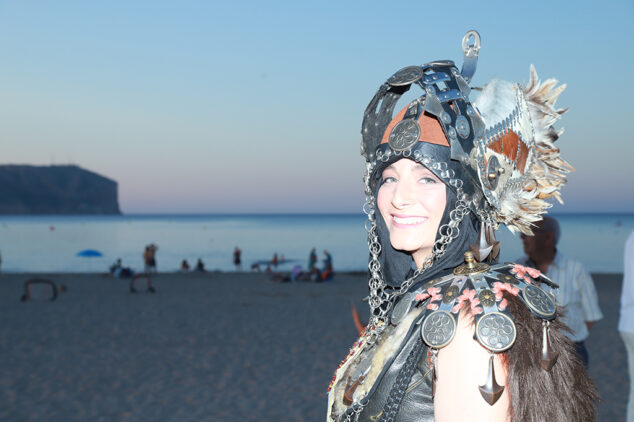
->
<box><xmin>378</xmin><ymin>337</ymin><xmax>426</xmax><ymax>422</ymax></box>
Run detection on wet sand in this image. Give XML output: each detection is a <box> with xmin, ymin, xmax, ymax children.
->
<box><xmin>0</xmin><ymin>272</ymin><xmax>626</xmax><ymax>421</ymax></box>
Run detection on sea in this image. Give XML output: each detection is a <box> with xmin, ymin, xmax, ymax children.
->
<box><xmin>0</xmin><ymin>213</ymin><xmax>632</xmax><ymax>274</ymax></box>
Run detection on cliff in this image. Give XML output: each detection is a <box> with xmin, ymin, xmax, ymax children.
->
<box><xmin>0</xmin><ymin>165</ymin><xmax>121</xmax><ymax>214</ymax></box>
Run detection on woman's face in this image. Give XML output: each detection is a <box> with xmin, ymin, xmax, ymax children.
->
<box><xmin>377</xmin><ymin>158</ymin><xmax>447</xmax><ymax>267</ymax></box>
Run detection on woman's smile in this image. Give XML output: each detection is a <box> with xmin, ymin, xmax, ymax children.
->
<box><xmin>391</xmin><ymin>214</ymin><xmax>428</xmax><ymax>227</ymax></box>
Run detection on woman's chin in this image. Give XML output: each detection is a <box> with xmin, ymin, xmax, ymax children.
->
<box><xmin>390</xmin><ymin>240</ymin><xmax>428</xmax><ymax>255</ymax></box>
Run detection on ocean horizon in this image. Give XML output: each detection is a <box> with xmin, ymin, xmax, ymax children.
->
<box><xmin>1</xmin><ymin>212</ymin><xmax>632</xmax><ymax>274</ymax></box>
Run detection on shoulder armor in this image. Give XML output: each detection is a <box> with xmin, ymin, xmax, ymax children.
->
<box><xmin>409</xmin><ymin>252</ymin><xmax>559</xmax><ymax>405</ymax></box>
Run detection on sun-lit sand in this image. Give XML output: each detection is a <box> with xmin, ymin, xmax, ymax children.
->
<box><xmin>0</xmin><ymin>271</ymin><xmax>626</xmax><ymax>421</ymax></box>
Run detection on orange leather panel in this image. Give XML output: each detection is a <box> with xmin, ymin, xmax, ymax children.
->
<box><xmin>380</xmin><ymin>105</ymin><xmax>449</xmax><ymax>147</ymax></box>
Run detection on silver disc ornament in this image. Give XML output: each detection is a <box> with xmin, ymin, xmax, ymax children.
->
<box><xmin>455</xmin><ymin>115</ymin><xmax>470</xmax><ymax>139</ymax></box>
<box><xmin>522</xmin><ymin>285</ymin><xmax>556</xmax><ymax>318</ymax></box>
<box><xmin>389</xmin><ymin>119</ymin><xmax>420</xmax><ymax>151</ymax></box>
<box><xmin>475</xmin><ymin>312</ymin><xmax>517</xmax><ymax>352</ymax></box>
<box><xmin>387</xmin><ymin>66</ymin><xmax>424</xmax><ymax>86</ymax></box>
<box><xmin>421</xmin><ymin>310</ymin><xmax>457</xmax><ymax>348</ymax></box>
<box><xmin>391</xmin><ymin>292</ymin><xmax>413</xmax><ymax>325</ymax></box>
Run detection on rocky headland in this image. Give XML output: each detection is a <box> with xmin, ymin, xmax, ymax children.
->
<box><xmin>0</xmin><ymin>164</ymin><xmax>120</xmax><ymax>214</ymax></box>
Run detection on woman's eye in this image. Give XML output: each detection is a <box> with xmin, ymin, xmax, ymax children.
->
<box><xmin>419</xmin><ymin>177</ymin><xmax>437</xmax><ymax>184</ymax></box>
<box><xmin>382</xmin><ymin>176</ymin><xmax>397</xmax><ymax>184</ymax></box>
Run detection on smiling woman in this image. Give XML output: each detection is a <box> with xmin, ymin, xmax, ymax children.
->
<box><xmin>327</xmin><ymin>31</ymin><xmax>597</xmax><ymax>422</ymax></box>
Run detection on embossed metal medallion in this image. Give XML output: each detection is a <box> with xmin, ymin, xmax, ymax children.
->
<box><xmin>479</xmin><ymin>289</ymin><xmax>496</xmax><ymax>307</ymax></box>
<box><xmin>387</xmin><ymin>66</ymin><xmax>424</xmax><ymax>86</ymax></box>
<box><xmin>496</xmin><ymin>273</ymin><xmax>518</xmax><ymax>285</ymax></box>
<box><xmin>522</xmin><ymin>285</ymin><xmax>556</xmax><ymax>318</ymax></box>
<box><xmin>389</xmin><ymin>119</ymin><xmax>420</xmax><ymax>151</ymax></box>
<box><xmin>421</xmin><ymin>310</ymin><xmax>456</xmax><ymax>348</ymax></box>
<box><xmin>442</xmin><ymin>285</ymin><xmax>459</xmax><ymax>304</ymax></box>
<box><xmin>455</xmin><ymin>115</ymin><xmax>470</xmax><ymax>138</ymax></box>
<box><xmin>391</xmin><ymin>292</ymin><xmax>413</xmax><ymax>325</ymax></box>
<box><xmin>475</xmin><ymin>312</ymin><xmax>517</xmax><ymax>352</ymax></box>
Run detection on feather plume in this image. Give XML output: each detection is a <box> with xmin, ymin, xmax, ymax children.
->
<box><xmin>474</xmin><ymin>66</ymin><xmax>573</xmax><ymax>235</ymax></box>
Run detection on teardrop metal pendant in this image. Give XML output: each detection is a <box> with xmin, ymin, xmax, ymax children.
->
<box><xmin>479</xmin><ymin>353</ymin><xmax>505</xmax><ymax>405</ymax></box>
<box><xmin>541</xmin><ymin>320</ymin><xmax>559</xmax><ymax>371</ymax></box>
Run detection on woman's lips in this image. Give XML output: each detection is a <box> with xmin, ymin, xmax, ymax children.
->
<box><xmin>391</xmin><ymin>215</ymin><xmax>428</xmax><ymax>228</ymax></box>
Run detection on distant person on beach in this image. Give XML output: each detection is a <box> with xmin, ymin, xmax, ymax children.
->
<box><xmin>147</xmin><ymin>244</ymin><xmax>158</xmax><ymax>273</ymax></box>
<box><xmin>110</xmin><ymin>258</ymin><xmax>122</xmax><ymax>277</ymax></box>
<box><xmin>265</xmin><ymin>264</ymin><xmax>289</xmax><ymax>282</ymax></box>
<box><xmin>518</xmin><ymin>216</ymin><xmax>603</xmax><ymax>367</ymax></box>
<box><xmin>195</xmin><ymin>258</ymin><xmax>206</xmax><ymax>272</ymax></box>
<box><xmin>109</xmin><ymin>258</ymin><xmax>133</xmax><ymax>278</ymax></box>
<box><xmin>233</xmin><ymin>247</ymin><xmax>242</xmax><ymax>271</ymax></box>
<box><xmin>321</xmin><ymin>250</ymin><xmax>334</xmax><ymax>281</ymax></box>
<box><xmin>308</xmin><ymin>248</ymin><xmax>317</xmax><ymax>271</ymax></box>
<box><xmin>272</xmin><ymin>252</ymin><xmax>278</xmax><ymax>268</ymax></box>
<box><xmin>180</xmin><ymin>259</ymin><xmax>190</xmax><ymax>272</ymax></box>
<box><xmin>143</xmin><ymin>246</ymin><xmax>151</xmax><ymax>273</ymax></box>
<box><xmin>619</xmin><ymin>230</ymin><xmax>634</xmax><ymax>421</ymax></box>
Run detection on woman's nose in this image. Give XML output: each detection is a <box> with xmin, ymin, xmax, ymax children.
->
<box><xmin>391</xmin><ymin>180</ymin><xmax>415</xmax><ymax>208</ymax></box>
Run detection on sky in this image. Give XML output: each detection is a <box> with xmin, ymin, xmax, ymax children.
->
<box><xmin>0</xmin><ymin>0</ymin><xmax>633</xmax><ymax>214</ymax></box>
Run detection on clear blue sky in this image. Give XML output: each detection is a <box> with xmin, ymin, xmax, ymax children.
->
<box><xmin>1</xmin><ymin>0</ymin><xmax>632</xmax><ymax>213</ymax></box>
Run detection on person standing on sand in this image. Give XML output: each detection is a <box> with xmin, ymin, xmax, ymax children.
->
<box><xmin>620</xmin><ymin>230</ymin><xmax>634</xmax><ymax>421</ymax></box>
<box><xmin>151</xmin><ymin>244</ymin><xmax>158</xmax><ymax>273</ymax></box>
<box><xmin>517</xmin><ymin>216</ymin><xmax>603</xmax><ymax>367</ymax></box>
<box><xmin>143</xmin><ymin>246</ymin><xmax>151</xmax><ymax>273</ymax></box>
<box><xmin>327</xmin><ymin>31</ymin><xmax>596</xmax><ymax>421</ymax></box>
<box><xmin>233</xmin><ymin>247</ymin><xmax>242</xmax><ymax>271</ymax></box>
<box><xmin>308</xmin><ymin>248</ymin><xmax>317</xmax><ymax>271</ymax></box>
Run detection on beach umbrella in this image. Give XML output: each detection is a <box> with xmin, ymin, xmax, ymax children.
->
<box><xmin>76</xmin><ymin>249</ymin><xmax>104</xmax><ymax>272</ymax></box>
<box><xmin>76</xmin><ymin>249</ymin><xmax>103</xmax><ymax>257</ymax></box>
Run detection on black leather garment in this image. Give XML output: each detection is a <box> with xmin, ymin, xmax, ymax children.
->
<box><xmin>355</xmin><ymin>312</ymin><xmax>434</xmax><ymax>422</ymax></box>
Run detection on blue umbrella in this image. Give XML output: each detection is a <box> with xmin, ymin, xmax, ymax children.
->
<box><xmin>76</xmin><ymin>249</ymin><xmax>103</xmax><ymax>257</ymax></box>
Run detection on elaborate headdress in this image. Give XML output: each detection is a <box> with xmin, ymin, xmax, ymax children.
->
<box><xmin>360</xmin><ymin>30</ymin><xmax>572</xmax><ymax>342</ymax></box>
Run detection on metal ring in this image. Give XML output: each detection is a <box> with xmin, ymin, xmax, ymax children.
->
<box><xmin>462</xmin><ymin>30</ymin><xmax>481</xmax><ymax>58</ymax></box>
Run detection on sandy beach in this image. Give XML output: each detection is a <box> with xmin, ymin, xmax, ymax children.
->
<box><xmin>0</xmin><ymin>271</ymin><xmax>626</xmax><ymax>421</ymax></box>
